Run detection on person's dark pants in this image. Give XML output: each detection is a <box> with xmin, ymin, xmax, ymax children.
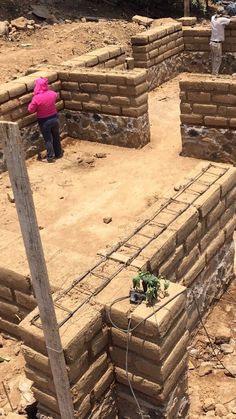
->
<box><xmin>38</xmin><ymin>116</ymin><xmax>62</xmax><ymax>160</ymax></box>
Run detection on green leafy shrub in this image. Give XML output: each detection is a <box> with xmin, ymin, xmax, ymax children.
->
<box><xmin>132</xmin><ymin>271</ymin><xmax>170</xmax><ymax>304</ymax></box>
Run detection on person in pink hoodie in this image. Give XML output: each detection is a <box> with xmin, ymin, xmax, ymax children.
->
<box><xmin>28</xmin><ymin>78</ymin><xmax>63</xmax><ymax>162</ymax></box>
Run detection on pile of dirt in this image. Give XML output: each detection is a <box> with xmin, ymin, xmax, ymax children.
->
<box><xmin>0</xmin><ymin>18</ymin><xmax>140</xmax><ymax>85</ymax></box>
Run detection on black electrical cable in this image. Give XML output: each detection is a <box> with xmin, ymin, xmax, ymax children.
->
<box><xmin>126</xmin><ymin>318</ymin><xmax>146</xmax><ymax>419</ymax></box>
<box><xmin>108</xmin><ymin>289</ymin><xmax>187</xmax><ymax>334</ymax></box>
<box><xmin>108</xmin><ymin>290</ymin><xmax>187</xmax><ymax>418</ymax></box>
<box><xmin>109</xmin><ymin>287</ymin><xmax>236</xmax><ymax>419</ymax></box>
<box><xmin>191</xmin><ymin>291</ymin><xmax>236</xmax><ymax>378</ymax></box>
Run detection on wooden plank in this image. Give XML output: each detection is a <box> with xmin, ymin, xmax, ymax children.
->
<box><xmin>0</xmin><ymin>121</ymin><xmax>74</xmax><ymax>419</ymax></box>
<box><xmin>184</xmin><ymin>0</ymin><xmax>190</xmax><ymax>16</ymax></box>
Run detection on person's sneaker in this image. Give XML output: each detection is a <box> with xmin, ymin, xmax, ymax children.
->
<box><xmin>47</xmin><ymin>158</ymin><xmax>56</xmax><ymax>163</ymax></box>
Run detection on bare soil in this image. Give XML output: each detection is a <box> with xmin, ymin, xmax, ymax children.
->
<box><xmin>0</xmin><ymin>19</ymin><xmax>138</xmax><ymax>85</ymax></box>
<box><xmin>0</xmin><ymin>0</ymin><xmax>179</xmax><ymax>85</ymax></box>
<box><xmin>0</xmin><ymin>2</ymin><xmax>236</xmax><ymax>416</ymax></box>
<box><xmin>0</xmin><ymin>75</ymin><xmax>205</xmax><ymax>417</ymax></box>
<box><xmin>0</xmin><ymin>76</ymin><xmax>203</xmax><ymax>290</ymax></box>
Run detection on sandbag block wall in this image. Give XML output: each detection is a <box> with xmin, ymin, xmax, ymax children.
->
<box><xmin>20</xmin><ymin>265</ymin><xmax>189</xmax><ymax>418</ymax></box>
<box><xmin>0</xmin><ymin>267</ymin><xmax>36</xmax><ymax>337</ymax></box>
<box><xmin>180</xmin><ymin>74</ymin><xmax>236</xmax><ymax>164</ymax></box>
<box><xmin>0</xmin><ymin>70</ymin><xmax>63</xmax><ymax>172</ymax></box>
<box><xmin>62</xmin><ymin>46</ymin><xmax>127</xmax><ymax>70</ymax></box>
<box><xmin>95</xmin><ymin>269</ymin><xmax>189</xmax><ymax>419</ymax></box>
<box><xmin>131</xmin><ymin>22</ymin><xmax>184</xmax><ymax>90</ymax></box>
<box><xmin>20</xmin><ymin>288</ymin><xmax>117</xmax><ymax>419</ymax></box>
<box><xmin>182</xmin><ymin>22</ymin><xmax>236</xmax><ymax>74</ymax></box>
<box><xmin>19</xmin><ymin>163</ymin><xmax>236</xmax><ymax>418</ymax></box>
<box><xmin>100</xmin><ymin>164</ymin><xmax>236</xmax><ymax>331</ymax></box>
<box><xmin>60</xmin><ymin>68</ymin><xmax>150</xmax><ymax>148</ymax></box>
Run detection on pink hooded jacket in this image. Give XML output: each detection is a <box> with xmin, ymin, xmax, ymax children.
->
<box><xmin>28</xmin><ymin>78</ymin><xmax>58</xmax><ymax>119</ymax></box>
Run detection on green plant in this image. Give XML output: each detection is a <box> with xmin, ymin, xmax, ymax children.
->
<box><xmin>132</xmin><ymin>271</ymin><xmax>170</xmax><ymax>304</ymax></box>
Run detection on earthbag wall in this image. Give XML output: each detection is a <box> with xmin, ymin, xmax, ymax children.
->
<box><xmin>0</xmin><ymin>267</ymin><xmax>36</xmax><ymax>337</ymax></box>
<box><xmin>62</xmin><ymin>46</ymin><xmax>127</xmax><ymax>70</ymax></box>
<box><xmin>182</xmin><ymin>23</ymin><xmax>236</xmax><ymax>74</ymax></box>
<box><xmin>95</xmin><ymin>270</ymin><xmax>189</xmax><ymax>419</ymax></box>
<box><xmin>20</xmin><ymin>290</ymin><xmax>117</xmax><ymax>419</ymax></box>
<box><xmin>94</xmin><ymin>163</ymin><xmax>236</xmax><ymax>417</ymax></box>
<box><xmin>19</xmin><ymin>266</ymin><xmax>189</xmax><ymax>418</ymax></box>
<box><xmin>19</xmin><ymin>163</ymin><xmax>236</xmax><ymax>418</ymax></box>
<box><xmin>0</xmin><ymin>70</ymin><xmax>65</xmax><ymax>172</ymax></box>
<box><xmin>180</xmin><ymin>74</ymin><xmax>236</xmax><ymax>164</ymax></box>
<box><xmin>131</xmin><ymin>22</ymin><xmax>184</xmax><ymax>90</ymax></box>
<box><xmin>59</xmin><ymin>68</ymin><xmax>150</xmax><ymax>148</ymax></box>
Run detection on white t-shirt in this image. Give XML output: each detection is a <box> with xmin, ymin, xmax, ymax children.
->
<box><xmin>211</xmin><ymin>15</ymin><xmax>231</xmax><ymax>42</ymax></box>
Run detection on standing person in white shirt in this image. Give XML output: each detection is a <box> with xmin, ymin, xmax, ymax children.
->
<box><xmin>210</xmin><ymin>7</ymin><xmax>231</xmax><ymax>75</ymax></box>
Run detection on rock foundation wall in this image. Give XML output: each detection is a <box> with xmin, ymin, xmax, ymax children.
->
<box><xmin>183</xmin><ymin>24</ymin><xmax>236</xmax><ymax>54</ymax></box>
<box><xmin>0</xmin><ymin>55</ymin><xmax>150</xmax><ymax>171</ymax></box>
<box><xmin>131</xmin><ymin>22</ymin><xmax>184</xmax><ymax>89</ymax></box>
<box><xmin>18</xmin><ymin>164</ymin><xmax>236</xmax><ymax>418</ymax></box>
<box><xmin>60</xmin><ymin>68</ymin><xmax>150</xmax><ymax>148</ymax></box>
<box><xmin>0</xmin><ymin>70</ymin><xmax>63</xmax><ymax>172</ymax></box>
<box><xmin>182</xmin><ymin>24</ymin><xmax>236</xmax><ymax>75</ymax></box>
<box><xmin>131</xmin><ymin>21</ymin><xmax>236</xmax><ymax>87</ymax></box>
<box><xmin>180</xmin><ymin>74</ymin><xmax>236</xmax><ymax>164</ymax></box>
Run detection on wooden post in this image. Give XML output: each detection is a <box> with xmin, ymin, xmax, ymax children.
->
<box><xmin>184</xmin><ymin>0</ymin><xmax>190</xmax><ymax>16</ymax></box>
<box><xmin>0</xmin><ymin>122</ymin><xmax>74</xmax><ymax>419</ymax></box>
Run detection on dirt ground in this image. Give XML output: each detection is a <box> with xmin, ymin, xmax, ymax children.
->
<box><xmin>0</xmin><ymin>75</ymin><xmax>232</xmax><ymax>418</ymax></box>
<box><xmin>0</xmin><ymin>75</ymin><xmax>203</xmax><ymax>290</ymax></box>
<box><xmin>0</xmin><ymin>0</ymin><xmax>178</xmax><ymax>85</ymax></box>
<box><xmin>0</xmin><ymin>2</ymin><xmax>236</xmax><ymax>417</ymax></box>
<box><xmin>189</xmin><ymin>278</ymin><xmax>236</xmax><ymax>418</ymax></box>
<box><xmin>0</xmin><ymin>19</ymin><xmax>138</xmax><ymax>85</ymax></box>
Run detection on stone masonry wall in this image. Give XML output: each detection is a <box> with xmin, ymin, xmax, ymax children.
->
<box><xmin>130</xmin><ymin>21</ymin><xmax>236</xmax><ymax>88</ymax></box>
<box><xmin>131</xmin><ymin>22</ymin><xmax>184</xmax><ymax>89</ymax></box>
<box><xmin>0</xmin><ymin>268</ymin><xmax>36</xmax><ymax>338</ymax></box>
<box><xmin>19</xmin><ymin>163</ymin><xmax>236</xmax><ymax>418</ymax></box>
<box><xmin>183</xmin><ymin>23</ymin><xmax>236</xmax><ymax>74</ymax></box>
<box><xmin>60</xmin><ymin>68</ymin><xmax>150</xmax><ymax>148</ymax></box>
<box><xmin>0</xmin><ymin>70</ymin><xmax>63</xmax><ymax>172</ymax></box>
<box><xmin>0</xmin><ymin>64</ymin><xmax>150</xmax><ymax>172</ymax></box>
<box><xmin>180</xmin><ymin>74</ymin><xmax>236</xmax><ymax>164</ymax></box>
<box><xmin>183</xmin><ymin>23</ymin><xmax>236</xmax><ymax>54</ymax></box>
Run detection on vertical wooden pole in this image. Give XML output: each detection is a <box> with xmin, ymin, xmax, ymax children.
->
<box><xmin>0</xmin><ymin>121</ymin><xmax>74</xmax><ymax>419</ymax></box>
<box><xmin>184</xmin><ymin>0</ymin><xmax>190</xmax><ymax>16</ymax></box>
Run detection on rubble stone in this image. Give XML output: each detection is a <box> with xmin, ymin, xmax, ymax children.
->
<box><xmin>215</xmin><ymin>403</ymin><xmax>228</xmax><ymax>417</ymax></box>
<box><xmin>0</xmin><ymin>21</ymin><xmax>9</xmax><ymax>37</ymax></box>
<box><xmin>11</xmin><ymin>17</ymin><xmax>34</xmax><ymax>30</ymax></box>
<box><xmin>203</xmin><ymin>398</ymin><xmax>215</xmax><ymax>412</ymax></box>
<box><xmin>198</xmin><ymin>362</ymin><xmax>213</xmax><ymax>377</ymax></box>
<box><xmin>132</xmin><ymin>15</ymin><xmax>154</xmax><ymax>27</ymax></box>
<box><xmin>221</xmin><ymin>343</ymin><xmax>234</xmax><ymax>354</ymax></box>
<box><xmin>214</xmin><ymin>325</ymin><xmax>231</xmax><ymax>345</ymax></box>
